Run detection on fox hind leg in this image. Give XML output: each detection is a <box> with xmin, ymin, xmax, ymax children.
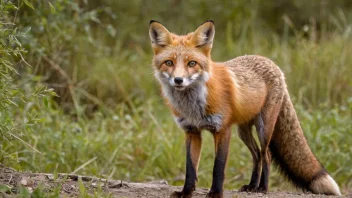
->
<box><xmin>255</xmin><ymin>96</ymin><xmax>283</xmax><ymax>192</ymax></box>
<box><xmin>238</xmin><ymin>121</ymin><xmax>262</xmax><ymax>192</ymax></box>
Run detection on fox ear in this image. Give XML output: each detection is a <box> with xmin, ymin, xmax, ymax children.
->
<box><xmin>149</xmin><ymin>20</ymin><xmax>173</xmax><ymax>47</ymax></box>
<box><xmin>191</xmin><ymin>20</ymin><xmax>215</xmax><ymax>48</ymax></box>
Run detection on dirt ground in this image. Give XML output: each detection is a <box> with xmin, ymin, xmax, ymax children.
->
<box><xmin>0</xmin><ymin>164</ymin><xmax>347</xmax><ymax>197</ymax></box>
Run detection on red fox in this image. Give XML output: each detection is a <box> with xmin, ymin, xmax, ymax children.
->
<box><xmin>148</xmin><ymin>20</ymin><xmax>341</xmax><ymax>198</ymax></box>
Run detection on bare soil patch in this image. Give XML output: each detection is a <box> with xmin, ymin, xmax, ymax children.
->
<box><xmin>0</xmin><ymin>164</ymin><xmax>346</xmax><ymax>197</ymax></box>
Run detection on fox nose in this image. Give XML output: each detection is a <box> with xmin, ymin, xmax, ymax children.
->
<box><xmin>174</xmin><ymin>77</ymin><xmax>183</xmax><ymax>85</ymax></box>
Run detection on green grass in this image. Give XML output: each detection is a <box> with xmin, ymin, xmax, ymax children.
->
<box><xmin>2</xmin><ymin>94</ymin><xmax>352</xmax><ymax>193</ymax></box>
<box><xmin>1</xmin><ymin>0</ymin><xmax>352</xmax><ymax>196</ymax></box>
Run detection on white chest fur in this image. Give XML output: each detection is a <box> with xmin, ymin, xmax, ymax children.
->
<box><xmin>155</xmin><ymin>71</ymin><xmax>223</xmax><ymax>132</ymax></box>
<box><xmin>162</xmin><ymin>82</ymin><xmax>223</xmax><ymax>132</ymax></box>
<box><xmin>162</xmin><ymin>82</ymin><xmax>208</xmax><ymax>127</ymax></box>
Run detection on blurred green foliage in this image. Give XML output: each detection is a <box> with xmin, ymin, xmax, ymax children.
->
<box><xmin>0</xmin><ymin>0</ymin><xmax>56</xmax><ymax>166</ymax></box>
<box><xmin>15</xmin><ymin>0</ymin><xmax>352</xmax><ymax>109</ymax></box>
<box><xmin>1</xmin><ymin>0</ymin><xmax>352</xmax><ymax>195</ymax></box>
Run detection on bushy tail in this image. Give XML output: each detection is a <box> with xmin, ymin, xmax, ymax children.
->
<box><xmin>269</xmin><ymin>93</ymin><xmax>341</xmax><ymax>195</ymax></box>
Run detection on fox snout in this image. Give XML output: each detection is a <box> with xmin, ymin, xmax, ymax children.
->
<box><xmin>168</xmin><ymin>75</ymin><xmax>190</xmax><ymax>90</ymax></box>
<box><xmin>174</xmin><ymin>77</ymin><xmax>183</xmax><ymax>85</ymax></box>
<box><xmin>161</xmin><ymin>72</ymin><xmax>206</xmax><ymax>91</ymax></box>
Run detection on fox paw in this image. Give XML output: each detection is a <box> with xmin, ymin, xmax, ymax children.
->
<box><xmin>254</xmin><ymin>186</ymin><xmax>268</xmax><ymax>193</ymax></box>
<box><xmin>239</xmin><ymin>184</ymin><xmax>257</xmax><ymax>192</ymax></box>
<box><xmin>170</xmin><ymin>191</ymin><xmax>193</xmax><ymax>198</ymax></box>
<box><xmin>205</xmin><ymin>191</ymin><xmax>223</xmax><ymax>198</ymax></box>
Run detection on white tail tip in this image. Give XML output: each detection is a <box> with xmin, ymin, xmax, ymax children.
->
<box><xmin>310</xmin><ymin>174</ymin><xmax>341</xmax><ymax>196</ymax></box>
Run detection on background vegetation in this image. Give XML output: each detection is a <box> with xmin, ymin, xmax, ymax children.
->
<box><xmin>1</xmin><ymin>0</ymin><xmax>352</xmax><ymax>195</ymax></box>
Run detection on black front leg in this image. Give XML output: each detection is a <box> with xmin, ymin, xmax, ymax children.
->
<box><xmin>171</xmin><ymin>131</ymin><xmax>202</xmax><ymax>198</ymax></box>
<box><xmin>206</xmin><ymin>127</ymin><xmax>231</xmax><ymax>198</ymax></box>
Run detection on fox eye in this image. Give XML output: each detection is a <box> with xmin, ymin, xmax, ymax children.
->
<box><xmin>188</xmin><ymin>61</ymin><xmax>197</xmax><ymax>67</ymax></box>
<box><xmin>165</xmin><ymin>60</ymin><xmax>173</xmax><ymax>67</ymax></box>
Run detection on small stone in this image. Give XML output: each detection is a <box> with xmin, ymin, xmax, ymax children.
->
<box><xmin>47</xmin><ymin>174</ymin><xmax>55</xmax><ymax>181</ymax></box>
<box><xmin>27</xmin><ymin>187</ymin><xmax>33</xmax><ymax>193</ymax></box>
<box><xmin>91</xmin><ymin>182</ymin><xmax>104</xmax><ymax>188</ymax></box>
<box><xmin>20</xmin><ymin>177</ymin><xmax>34</xmax><ymax>186</ymax></box>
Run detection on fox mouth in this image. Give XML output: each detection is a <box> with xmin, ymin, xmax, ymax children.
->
<box><xmin>173</xmin><ymin>85</ymin><xmax>186</xmax><ymax>91</ymax></box>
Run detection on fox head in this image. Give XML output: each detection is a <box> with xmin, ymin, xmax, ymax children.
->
<box><xmin>149</xmin><ymin>20</ymin><xmax>215</xmax><ymax>91</ymax></box>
